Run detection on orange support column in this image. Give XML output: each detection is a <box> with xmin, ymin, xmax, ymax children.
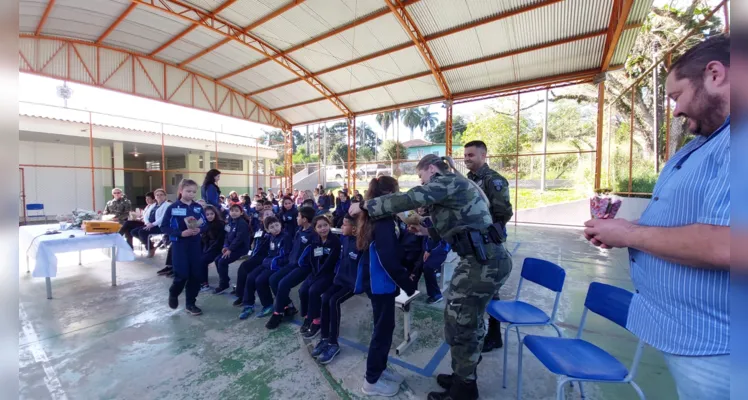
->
<box><xmin>445</xmin><ymin>101</ymin><xmax>453</xmax><ymax>157</ymax></box>
<box><xmin>594</xmin><ymin>81</ymin><xmax>605</xmax><ymax>190</ymax></box>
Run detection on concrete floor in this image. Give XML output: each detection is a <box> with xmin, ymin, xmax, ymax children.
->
<box><xmin>19</xmin><ymin>225</ymin><xmax>678</xmax><ymax>400</ymax></box>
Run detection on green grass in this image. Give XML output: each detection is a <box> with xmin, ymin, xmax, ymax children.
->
<box><xmin>514</xmin><ymin>188</ymin><xmax>587</xmax><ymax>209</ymax></box>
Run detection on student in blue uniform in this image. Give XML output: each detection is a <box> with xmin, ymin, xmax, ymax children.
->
<box><xmin>316</xmin><ymin>189</ymin><xmax>331</xmax><ymax>214</ymax></box>
<box><xmin>412</xmin><ymin>237</ymin><xmax>448</xmax><ymax>304</ymax></box>
<box><xmin>278</xmin><ymin>196</ymin><xmax>298</xmax><ymax>235</ymax></box>
<box><xmin>160</xmin><ymin>179</ymin><xmax>209</xmax><ymax>316</ymax></box>
<box><xmin>213</xmin><ymin>204</ymin><xmax>251</xmax><ymax>294</ymax></box>
<box><xmin>266</xmin><ymin>206</ymin><xmax>317</xmax><ymax>329</ymax></box>
<box><xmin>299</xmin><ymin>215</ymin><xmax>341</xmax><ymax>339</ymax></box>
<box><xmin>239</xmin><ymin>216</ymin><xmax>292</xmax><ymax>319</ymax></box>
<box><xmin>332</xmin><ymin>190</ymin><xmax>350</xmax><ymax>228</ymax></box>
<box><xmin>354</xmin><ymin>176</ymin><xmax>416</xmax><ymax>396</ymax></box>
<box><xmin>231</xmin><ymin>211</ymin><xmax>272</xmax><ymax>302</ymax></box>
<box><xmin>199</xmin><ymin>205</ymin><xmax>225</xmax><ymax>292</ymax></box>
<box><xmin>312</xmin><ymin>214</ymin><xmax>361</xmax><ymax>364</ymax></box>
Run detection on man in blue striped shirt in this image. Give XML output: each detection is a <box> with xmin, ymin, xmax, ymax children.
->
<box><xmin>584</xmin><ymin>35</ymin><xmax>730</xmax><ymax>400</ymax></box>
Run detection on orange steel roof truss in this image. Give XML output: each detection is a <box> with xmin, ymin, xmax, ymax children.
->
<box><xmin>20</xmin><ymin>0</ymin><xmax>651</xmax><ymax>128</ymax></box>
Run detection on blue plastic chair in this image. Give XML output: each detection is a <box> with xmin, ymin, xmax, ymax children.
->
<box><xmin>26</xmin><ymin>203</ymin><xmax>47</xmax><ymax>223</ymax></box>
<box><xmin>517</xmin><ymin>282</ymin><xmax>645</xmax><ymax>400</ymax></box>
<box><xmin>486</xmin><ymin>257</ymin><xmax>566</xmax><ymax>389</ymax></box>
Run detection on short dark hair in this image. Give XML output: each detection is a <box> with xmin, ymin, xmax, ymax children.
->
<box><xmin>671</xmin><ymin>34</ymin><xmax>730</xmax><ymax>84</ymax></box>
<box><xmin>145</xmin><ymin>191</ymin><xmax>155</xmax><ymax>200</ymax></box>
<box><xmin>302</xmin><ymin>199</ymin><xmax>315</xmax><ymax>207</ymax></box>
<box><xmin>298</xmin><ymin>206</ymin><xmax>315</xmax><ymax>223</ymax></box>
<box><xmin>343</xmin><ymin>214</ymin><xmax>356</xmax><ymax>224</ymax></box>
<box><xmin>464</xmin><ymin>140</ymin><xmax>487</xmax><ymax>152</ymax></box>
<box><xmin>263</xmin><ymin>215</ymin><xmax>280</xmax><ymax>229</ymax></box>
<box><xmin>312</xmin><ymin>215</ymin><xmax>331</xmax><ymax>228</ymax></box>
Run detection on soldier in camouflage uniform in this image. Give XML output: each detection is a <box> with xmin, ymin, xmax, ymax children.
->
<box><xmin>350</xmin><ymin>154</ymin><xmax>509</xmax><ymax>400</ymax></box>
<box><xmin>464</xmin><ymin>140</ymin><xmax>514</xmax><ymax>353</ymax></box>
<box><xmin>104</xmin><ymin>188</ymin><xmax>132</xmax><ymax>224</ymax></box>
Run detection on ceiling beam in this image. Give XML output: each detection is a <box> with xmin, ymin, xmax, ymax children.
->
<box><xmin>35</xmin><ymin>0</ymin><xmax>56</xmax><ymax>36</ymax></box>
<box><xmin>385</xmin><ymin>0</ymin><xmax>450</xmax><ymax>99</ymax></box>
<box><xmin>147</xmin><ymin>0</ymin><xmax>237</xmax><ymax>57</ymax></box>
<box><xmin>245</xmin><ymin>0</ymin><xmax>565</xmax><ymax>96</ymax></box>
<box><xmin>96</xmin><ymin>3</ymin><xmax>138</xmax><ymax>44</ymax></box>
<box><xmin>216</xmin><ymin>0</ymin><xmax>423</xmax><ymax>82</ymax></box>
<box><xmin>273</xmin><ymin>25</ymin><xmax>641</xmax><ymax>111</ymax></box>
<box><xmin>601</xmin><ymin>0</ymin><xmax>635</xmax><ymax>70</ymax></box>
<box><xmin>179</xmin><ymin>38</ymin><xmax>231</xmax><ymax>66</ymax></box>
<box><xmin>134</xmin><ymin>0</ymin><xmax>352</xmax><ymax>116</ymax></box>
<box><xmin>245</xmin><ymin>0</ymin><xmax>306</xmax><ymax>31</ymax></box>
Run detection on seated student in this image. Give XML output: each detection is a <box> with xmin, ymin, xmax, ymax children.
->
<box><xmin>238</xmin><ymin>216</ymin><xmax>292</xmax><ymax>319</ymax></box>
<box><xmin>120</xmin><ymin>191</ymin><xmax>154</xmax><ymax>249</ymax></box>
<box><xmin>299</xmin><ymin>215</ymin><xmax>341</xmax><ymax>339</ymax></box>
<box><xmin>311</xmin><ymin>214</ymin><xmax>361</xmax><ymax>364</ymax></box>
<box><xmin>231</xmin><ymin>210</ymin><xmax>273</xmax><ymax>299</ymax></box>
<box><xmin>316</xmin><ymin>189</ymin><xmax>331</xmax><ymax>214</ymax></box>
<box><xmin>398</xmin><ymin>215</ymin><xmax>425</xmax><ymax>275</ymax></box>
<box><xmin>411</xmin><ymin>237</ymin><xmax>448</xmax><ymax>304</ymax></box>
<box><xmin>132</xmin><ymin>188</ymin><xmax>170</xmax><ymax>258</ymax></box>
<box><xmin>199</xmin><ymin>205</ymin><xmax>225</xmax><ymax>292</ymax></box>
<box><xmin>332</xmin><ymin>190</ymin><xmax>350</xmax><ymax>228</ymax></box>
<box><xmin>213</xmin><ymin>204</ymin><xmax>251</xmax><ymax>294</ymax></box>
<box><xmin>354</xmin><ymin>176</ymin><xmax>416</xmax><ymax>397</ymax></box>
<box><xmin>266</xmin><ymin>206</ymin><xmax>317</xmax><ymax>329</ymax></box>
<box><xmin>278</xmin><ymin>196</ymin><xmax>298</xmax><ymax>235</ymax></box>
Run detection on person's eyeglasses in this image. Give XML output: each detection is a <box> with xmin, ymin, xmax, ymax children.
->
<box><xmin>113</xmin><ymin>192</ymin><xmax>122</xmax><ymax>195</ymax></box>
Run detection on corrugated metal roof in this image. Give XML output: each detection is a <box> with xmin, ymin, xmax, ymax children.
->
<box><xmin>44</xmin><ymin>0</ymin><xmax>132</xmax><ymax>42</ymax></box>
<box><xmin>611</xmin><ymin>28</ymin><xmax>639</xmax><ymax>66</ymax></box>
<box><xmin>445</xmin><ymin>56</ymin><xmax>515</xmax><ymax>95</ymax></box>
<box><xmin>254</xmin><ymin>80</ymin><xmax>324</xmax><ymax>109</ymax></box>
<box><xmin>382</xmin><ymin>75</ymin><xmax>441</xmax><ymax>104</ymax></box>
<box><xmin>341</xmin><ymin>87</ymin><xmax>396</xmax><ymax>113</ymax></box>
<box><xmin>104</xmin><ymin>6</ymin><xmax>191</xmax><ymax>55</ymax></box>
<box><xmin>20</xmin><ymin>0</ymin><xmax>46</xmax><ymax>34</ymax></box>
<box><xmin>515</xmin><ymin>35</ymin><xmax>604</xmax><ymax>81</ymax></box>
<box><xmin>628</xmin><ymin>0</ymin><xmax>654</xmax><ymax>24</ymax></box>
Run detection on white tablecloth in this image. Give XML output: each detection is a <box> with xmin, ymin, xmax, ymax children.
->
<box><xmin>19</xmin><ymin>224</ymin><xmax>136</xmax><ymax>278</ymax></box>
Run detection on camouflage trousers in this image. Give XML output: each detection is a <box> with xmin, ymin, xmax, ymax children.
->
<box><xmin>444</xmin><ymin>242</ymin><xmax>509</xmax><ymax>380</ymax></box>
<box><xmin>493</xmin><ymin>243</ymin><xmax>513</xmax><ymax>300</ymax></box>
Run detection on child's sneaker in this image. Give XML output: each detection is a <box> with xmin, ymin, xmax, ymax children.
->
<box><xmin>311</xmin><ymin>339</ymin><xmax>329</xmax><ymax>358</ymax></box>
<box><xmin>257</xmin><ymin>306</ymin><xmax>273</xmax><ymax>318</ymax></box>
<box><xmin>284</xmin><ymin>306</ymin><xmax>298</xmax><ymax>318</ymax></box>
<box><xmin>299</xmin><ymin>318</ymin><xmax>311</xmax><ymax>334</ymax></box>
<box><xmin>200</xmin><ymin>283</ymin><xmax>211</xmax><ymax>292</ymax></box>
<box><xmin>317</xmin><ymin>343</ymin><xmax>340</xmax><ymax>365</ymax></box>
<box><xmin>185</xmin><ymin>305</ymin><xmax>202</xmax><ymax>316</ymax></box>
<box><xmin>380</xmin><ymin>368</ymin><xmax>405</xmax><ymax>384</ymax></box>
<box><xmin>232</xmin><ymin>298</ymin><xmax>243</xmax><ymax>307</ymax></box>
<box><xmin>168</xmin><ymin>295</ymin><xmax>178</xmax><ymax>310</ymax></box>
<box><xmin>230</xmin><ymin>285</ymin><xmax>236</xmax><ymax>295</ymax></box>
<box><xmin>265</xmin><ymin>313</ymin><xmax>283</xmax><ymax>329</ymax></box>
<box><xmin>239</xmin><ymin>306</ymin><xmax>254</xmax><ymax>320</ymax></box>
<box><xmin>157</xmin><ymin>266</ymin><xmax>172</xmax><ymax>275</ymax></box>
<box><xmin>361</xmin><ymin>379</ymin><xmax>400</xmax><ymax>397</ymax></box>
<box><xmin>302</xmin><ymin>323</ymin><xmax>321</xmax><ymax>339</ymax></box>
<box><xmin>214</xmin><ymin>285</ymin><xmax>230</xmax><ymax>294</ymax></box>
<box><xmin>427</xmin><ymin>294</ymin><xmax>444</xmax><ymax>304</ymax></box>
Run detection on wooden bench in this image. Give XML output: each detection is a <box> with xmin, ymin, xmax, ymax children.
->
<box><xmin>394</xmin><ymin>290</ymin><xmax>421</xmax><ymax>355</ymax></box>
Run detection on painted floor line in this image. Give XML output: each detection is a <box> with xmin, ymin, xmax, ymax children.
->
<box><xmin>19</xmin><ymin>305</ymin><xmax>68</xmax><ymax>400</ymax></box>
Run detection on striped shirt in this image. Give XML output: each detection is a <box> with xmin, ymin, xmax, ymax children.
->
<box><xmin>627</xmin><ymin>116</ymin><xmax>730</xmax><ymax>356</ymax></box>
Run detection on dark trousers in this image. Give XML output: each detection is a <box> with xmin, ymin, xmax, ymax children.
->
<box><xmin>119</xmin><ymin>220</ymin><xmax>144</xmax><ymax>248</ymax></box>
<box><xmin>169</xmin><ymin>241</ymin><xmax>203</xmax><ymax>307</ymax></box>
<box><xmin>243</xmin><ymin>267</ymin><xmax>275</xmax><ymax>307</ymax></box>
<box><xmin>236</xmin><ymin>258</ymin><xmax>261</xmax><ymax>299</ymax></box>
<box><xmin>321</xmin><ymin>284</ymin><xmax>354</xmax><ymax>344</ymax></box>
<box><xmin>299</xmin><ymin>275</ymin><xmax>333</xmax><ymax>320</ymax></box>
<box><xmin>412</xmin><ymin>262</ymin><xmax>442</xmax><ymax>298</ymax></box>
<box><xmin>200</xmin><ymin>249</ymin><xmax>222</xmax><ymax>283</ymax></box>
<box><xmin>215</xmin><ymin>250</ymin><xmax>245</xmax><ymax>287</ymax></box>
<box><xmin>133</xmin><ymin>226</ymin><xmax>162</xmax><ymax>250</ymax></box>
<box><xmin>271</xmin><ymin>267</ymin><xmax>309</xmax><ymax>313</ymax></box>
<box><xmin>365</xmin><ymin>292</ymin><xmax>397</xmax><ymax>384</ymax></box>
<box><xmin>165</xmin><ymin>246</ymin><xmax>173</xmax><ymax>266</ymax></box>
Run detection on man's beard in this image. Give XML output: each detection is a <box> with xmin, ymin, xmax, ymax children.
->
<box><xmin>688</xmin><ymin>84</ymin><xmax>727</xmax><ymax>136</ymax></box>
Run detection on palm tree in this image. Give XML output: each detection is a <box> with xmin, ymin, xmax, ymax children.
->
<box><xmin>375</xmin><ymin>112</ymin><xmax>395</xmax><ymax>142</ymax></box>
<box><xmin>402</xmin><ymin>108</ymin><xmax>422</xmax><ymax>140</ymax></box>
<box><xmin>418</xmin><ymin>106</ymin><xmax>438</xmax><ymax>137</ymax></box>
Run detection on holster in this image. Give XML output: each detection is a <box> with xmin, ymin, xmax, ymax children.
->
<box><xmin>449</xmin><ymin>230</ymin><xmax>491</xmax><ymax>265</ymax></box>
<box><xmin>488</xmin><ymin>222</ymin><xmax>506</xmax><ymax>244</ymax></box>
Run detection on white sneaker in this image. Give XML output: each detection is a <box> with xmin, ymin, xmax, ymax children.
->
<box><xmin>380</xmin><ymin>368</ymin><xmax>405</xmax><ymax>384</ymax></box>
<box><xmin>361</xmin><ymin>378</ymin><xmax>400</xmax><ymax>397</ymax></box>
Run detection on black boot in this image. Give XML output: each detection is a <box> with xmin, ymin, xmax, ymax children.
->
<box><xmin>436</xmin><ymin>356</ymin><xmax>481</xmax><ymax>389</ymax></box>
<box><xmin>482</xmin><ymin>316</ymin><xmax>503</xmax><ymax>352</ymax></box>
<box><xmin>428</xmin><ymin>376</ymin><xmax>479</xmax><ymax>400</ymax></box>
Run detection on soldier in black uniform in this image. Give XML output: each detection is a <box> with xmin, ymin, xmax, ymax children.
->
<box><xmin>464</xmin><ymin>140</ymin><xmax>514</xmax><ymax>352</ymax></box>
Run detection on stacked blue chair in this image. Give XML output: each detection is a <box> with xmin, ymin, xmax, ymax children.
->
<box><xmin>517</xmin><ymin>282</ymin><xmax>645</xmax><ymax>400</ymax></box>
<box><xmin>486</xmin><ymin>257</ymin><xmax>566</xmax><ymax>389</ymax></box>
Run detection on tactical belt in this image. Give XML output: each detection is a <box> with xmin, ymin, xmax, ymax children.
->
<box><xmin>448</xmin><ymin>228</ymin><xmax>501</xmax><ymax>265</ymax></box>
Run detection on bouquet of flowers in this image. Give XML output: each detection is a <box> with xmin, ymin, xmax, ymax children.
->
<box><xmin>184</xmin><ymin>216</ymin><xmax>203</xmax><ymax>230</ymax></box>
<box><xmin>71</xmin><ymin>209</ymin><xmax>100</xmax><ymax>228</ymax></box>
<box><xmin>590</xmin><ymin>189</ymin><xmax>622</xmax><ymax>219</ymax></box>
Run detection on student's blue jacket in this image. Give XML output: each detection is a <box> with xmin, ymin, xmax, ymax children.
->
<box><xmin>223</xmin><ymin>216</ymin><xmax>251</xmax><ymax>254</ymax></box>
<box><xmin>289</xmin><ymin>225</ymin><xmax>315</xmax><ymax>268</ymax></box>
<box><xmin>202</xmin><ymin>220</ymin><xmax>226</xmax><ymax>254</ymax></box>
<box><xmin>201</xmin><ymin>183</ymin><xmax>222</xmax><ymax>211</ymax></box>
<box><xmin>279</xmin><ymin>206</ymin><xmax>299</xmax><ymax>236</ymax></box>
<box><xmin>334</xmin><ymin>235</ymin><xmax>361</xmax><ymax>290</ymax></box>
<box><xmin>354</xmin><ymin>218</ymin><xmax>416</xmax><ymax>296</ymax></box>
<box><xmin>333</xmin><ymin>199</ymin><xmax>350</xmax><ymax>219</ymax></box>
<box><xmin>260</xmin><ymin>232</ymin><xmax>293</xmax><ymax>270</ymax></box>
<box><xmin>423</xmin><ymin>237</ymin><xmax>450</xmax><ymax>271</ymax></box>
<box><xmin>299</xmin><ymin>233</ymin><xmax>340</xmax><ymax>279</ymax></box>
<box><xmin>317</xmin><ymin>195</ymin><xmax>331</xmax><ymax>212</ymax></box>
<box><xmin>160</xmin><ymin>200</ymin><xmax>207</xmax><ymax>244</ymax></box>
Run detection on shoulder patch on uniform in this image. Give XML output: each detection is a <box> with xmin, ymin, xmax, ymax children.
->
<box><xmin>492</xmin><ymin>179</ymin><xmax>503</xmax><ymax>191</ymax></box>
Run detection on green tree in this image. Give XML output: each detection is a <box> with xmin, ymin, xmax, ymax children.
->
<box><xmin>418</xmin><ymin>106</ymin><xmax>438</xmax><ymax>136</ymax></box>
<box><xmin>402</xmin><ymin>108</ymin><xmax>422</xmax><ymax>140</ymax></box>
<box><xmin>380</xmin><ymin>140</ymin><xmax>408</xmax><ymax>176</ymax></box>
<box><xmin>355</xmin><ymin>121</ymin><xmax>380</xmax><ymax>151</ymax></box>
<box><xmin>461</xmin><ymin>103</ymin><xmax>530</xmax><ymax>157</ymax></box>
<box><xmin>375</xmin><ymin>111</ymin><xmax>396</xmax><ymax>142</ymax></box>
<box><xmin>425</xmin><ymin>115</ymin><xmax>468</xmax><ymax>144</ymax></box>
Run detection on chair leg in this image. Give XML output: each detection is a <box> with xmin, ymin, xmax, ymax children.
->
<box><xmin>516</xmin><ymin>341</ymin><xmax>524</xmax><ymax>400</ymax></box>
<box><xmin>514</xmin><ymin>326</ymin><xmax>521</xmax><ymax>345</ymax></box>
<box><xmin>630</xmin><ymin>381</ymin><xmax>646</xmax><ymax>400</ymax></box>
<box><xmin>551</xmin><ymin>323</ymin><xmax>563</xmax><ymax>338</ymax></box>
<box><xmin>502</xmin><ymin>323</ymin><xmax>512</xmax><ymax>388</ymax></box>
<box><xmin>579</xmin><ymin>381</ymin><xmax>585</xmax><ymax>399</ymax></box>
<box><xmin>556</xmin><ymin>378</ymin><xmax>570</xmax><ymax>400</ymax></box>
